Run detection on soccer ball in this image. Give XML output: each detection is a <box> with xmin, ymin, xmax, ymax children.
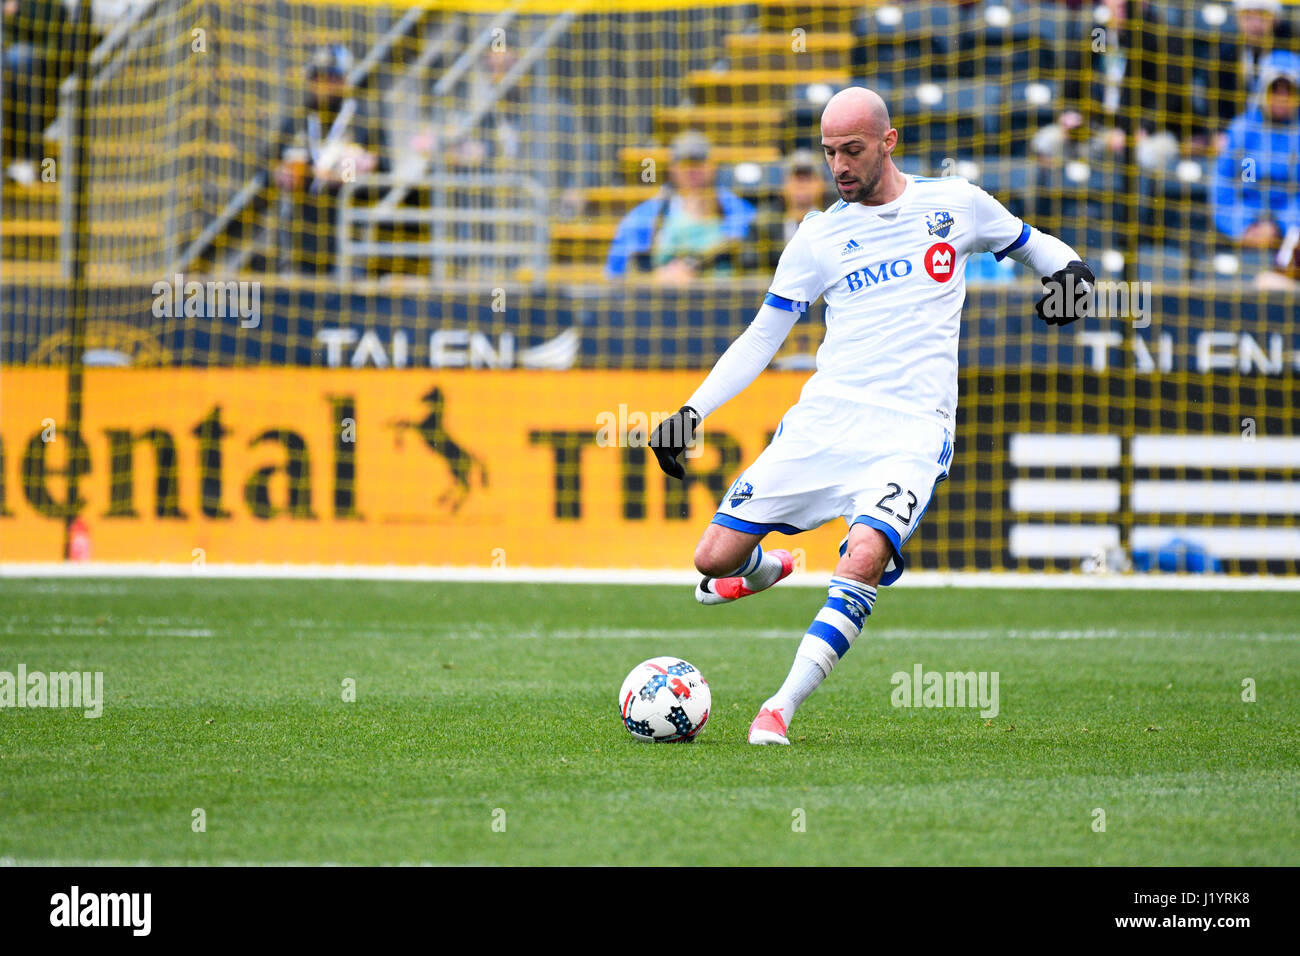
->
<box><xmin>617</xmin><ymin>657</ymin><xmax>711</xmax><ymax>743</ymax></box>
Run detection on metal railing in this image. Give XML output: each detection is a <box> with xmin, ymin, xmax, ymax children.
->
<box><xmin>337</xmin><ymin>172</ymin><xmax>549</xmax><ymax>282</ymax></box>
<box><xmin>368</xmin><ymin>7</ymin><xmax>578</xmax><ymax>221</ymax></box>
<box><xmin>174</xmin><ymin>2</ymin><xmax>439</xmax><ymax>276</ymax></box>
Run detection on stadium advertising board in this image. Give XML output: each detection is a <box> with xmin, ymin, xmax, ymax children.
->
<box><xmin>0</xmin><ymin>369</ymin><xmax>847</xmax><ymax>567</ymax></box>
<box><xmin>3</xmin><ymin>368</ymin><xmax>1294</xmax><ymax>573</ymax></box>
<box><xmin>5</xmin><ymin>282</ymin><xmax>1300</xmax><ymax>373</ymax></box>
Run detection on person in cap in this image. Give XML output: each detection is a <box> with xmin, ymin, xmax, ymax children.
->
<box><xmin>1198</xmin><ymin>0</ymin><xmax>1297</xmax><ymax>140</ymax></box>
<box><xmin>2</xmin><ymin>0</ymin><xmax>70</xmax><ymax>186</ymax></box>
<box><xmin>604</xmin><ymin>130</ymin><xmax>755</xmax><ymax>282</ymax></box>
<box><xmin>1052</xmin><ymin>0</ymin><xmax>1193</xmax><ymax>161</ymax></box>
<box><xmin>753</xmin><ymin>149</ymin><xmax>832</xmax><ymax>272</ymax></box>
<box><xmin>272</xmin><ymin>45</ymin><xmax>386</xmax><ymax>275</ymax></box>
<box><xmin>1213</xmin><ymin>50</ymin><xmax>1300</xmax><ymax>250</ymax></box>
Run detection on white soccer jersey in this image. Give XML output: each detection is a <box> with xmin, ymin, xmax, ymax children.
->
<box><xmin>765</xmin><ymin>175</ymin><xmax>1027</xmax><ymax>424</ymax></box>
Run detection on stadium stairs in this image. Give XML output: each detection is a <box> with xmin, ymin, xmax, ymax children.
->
<box><xmin>547</xmin><ymin>1</ymin><xmax>868</xmax><ymax>284</ymax></box>
<box><xmin>546</xmin><ymin>0</ymin><xmax>1045</xmax><ymax>283</ymax></box>
<box><xmin>2</xmin><ymin>180</ymin><xmax>60</xmax><ymax>280</ymax></box>
<box><xmin>548</xmin><ymin>1</ymin><xmax>1209</xmax><ymax>286</ymax></box>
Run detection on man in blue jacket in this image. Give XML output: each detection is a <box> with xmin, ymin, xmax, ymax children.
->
<box><xmin>605</xmin><ymin>131</ymin><xmax>756</xmax><ymax>283</ymax></box>
<box><xmin>1212</xmin><ymin>50</ymin><xmax>1300</xmax><ymax>250</ymax></box>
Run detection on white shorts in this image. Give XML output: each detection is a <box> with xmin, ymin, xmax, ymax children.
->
<box><xmin>711</xmin><ymin>399</ymin><xmax>954</xmax><ymax>585</ymax></box>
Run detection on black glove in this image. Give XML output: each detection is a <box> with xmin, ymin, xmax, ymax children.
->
<box><xmin>1035</xmin><ymin>260</ymin><xmax>1095</xmax><ymax>326</ymax></box>
<box><xmin>649</xmin><ymin>406</ymin><xmax>700</xmax><ymax>480</ymax></box>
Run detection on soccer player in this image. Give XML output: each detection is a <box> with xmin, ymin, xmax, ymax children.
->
<box><xmin>648</xmin><ymin>87</ymin><xmax>1094</xmax><ymax>745</ymax></box>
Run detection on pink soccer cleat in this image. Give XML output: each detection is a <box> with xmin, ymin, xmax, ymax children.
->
<box><xmin>695</xmin><ymin>549</ymin><xmax>795</xmax><ymax>606</ymax></box>
<box><xmin>747</xmin><ymin>706</ymin><xmax>790</xmax><ymax>746</ymax></box>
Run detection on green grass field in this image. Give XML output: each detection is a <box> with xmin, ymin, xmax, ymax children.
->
<box><xmin>1</xmin><ymin>577</ymin><xmax>1297</xmax><ymax>865</ymax></box>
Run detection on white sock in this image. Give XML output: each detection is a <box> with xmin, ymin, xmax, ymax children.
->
<box><xmin>742</xmin><ymin>549</ymin><xmax>785</xmax><ymax>591</ymax></box>
<box><xmin>762</xmin><ymin>650</ymin><xmax>827</xmax><ymax>726</ymax></box>
<box><xmin>762</xmin><ymin>576</ymin><xmax>878</xmax><ymax>728</ymax></box>
<box><xmin>725</xmin><ymin>545</ymin><xmax>784</xmax><ymax>592</ymax></box>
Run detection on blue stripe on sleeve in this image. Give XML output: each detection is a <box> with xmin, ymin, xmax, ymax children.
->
<box><xmin>764</xmin><ymin>292</ymin><xmax>809</xmax><ymax>312</ymax></box>
<box><xmin>993</xmin><ymin>222</ymin><xmax>1031</xmax><ymax>261</ymax></box>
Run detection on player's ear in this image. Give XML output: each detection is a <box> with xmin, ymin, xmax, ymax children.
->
<box><xmin>883</xmin><ymin>127</ymin><xmax>898</xmax><ymax>153</ymax></box>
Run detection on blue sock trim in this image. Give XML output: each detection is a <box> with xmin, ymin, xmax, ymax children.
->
<box><xmin>825</xmin><ymin>595</ymin><xmax>867</xmax><ymax>628</ymax></box>
<box><xmin>807</xmin><ymin>619</ymin><xmax>852</xmax><ymax>658</ymax></box>
<box><xmin>829</xmin><ymin>576</ymin><xmax>878</xmax><ymax>610</ymax></box>
<box><xmin>805</xmin><ymin>578</ymin><xmax>877</xmax><ymax>661</ymax></box>
<box><xmin>729</xmin><ymin>545</ymin><xmax>763</xmax><ymax>578</ymax></box>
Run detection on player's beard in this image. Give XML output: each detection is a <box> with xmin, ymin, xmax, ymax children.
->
<box><xmin>836</xmin><ymin>177</ymin><xmax>869</xmax><ymax>203</ymax></box>
<box><xmin>837</xmin><ymin>151</ymin><xmax>884</xmax><ymax>204</ymax></box>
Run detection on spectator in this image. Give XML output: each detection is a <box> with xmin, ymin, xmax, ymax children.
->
<box><xmin>1212</xmin><ymin>51</ymin><xmax>1300</xmax><ymax>249</ymax></box>
<box><xmin>2</xmin><ymin>0</ymin><xmax>70</xmax><ymax>186</ymax></box>
<box><xmin>443</xmin><ymin>46</ymin><xmax>597</xmax><ymax>202</ymax></box>
<box><xmin>1255</xmin><ymin>222</ymin><xmax>1300</xmax><ymax>288</ymax></box>
<box><xmin>1198</xmin><ymin>0</ymin><xmax>1297</xmax><ymax>143</ymax></box>
<box><xmin>604</xmin><ymin>131</ymin><xmax>755</xmax><ymax>283</ymax></box>
<box><xmin>1038</xmin><ymin>0</ymin><xmax>1192</xmax><ymax>168</ymax></box>
<box><xmin>752</xmin><ymin>150</ymin><xmax>830</xmax><ymax>272</ymax></box>
<box><xmin>272</xmin><ymin>45</ymin><xmax>386</xmax><ymax>275</ymax></box>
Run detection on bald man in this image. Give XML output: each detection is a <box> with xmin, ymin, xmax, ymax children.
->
<box><xmin>648</xmin><ymin>87</ymin><xmax>1095</xmax><ymax>745</ymax></box>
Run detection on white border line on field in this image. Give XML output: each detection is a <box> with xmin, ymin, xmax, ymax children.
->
<box><xmin>2</xmin><ymin>562</ymin><xmax>1300</xmax><ymax>590</ymax></box>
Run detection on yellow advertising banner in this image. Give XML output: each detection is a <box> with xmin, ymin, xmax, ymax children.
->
<box><xmin>0</xmin><ymin>369</ymin><xmax>851</xmax><ymax>569</ymax></box>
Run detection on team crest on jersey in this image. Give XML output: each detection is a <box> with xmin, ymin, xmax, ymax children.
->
<box><xmin>728</xmin><ymin>480</ymin><xmax>754</xmax><ymax>508</ymax></box>
<box><xmin>926</xmin><ymin>210</ymin><xmax>955</xmax><ymax>239</ymax></box>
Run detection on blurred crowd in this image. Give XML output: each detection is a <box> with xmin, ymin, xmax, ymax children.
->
<box><xmin>1035</xmin><ymin>0</ymin><xmax>1300</xmax><ymax>283</ymax></box>
<box><xmin>3</xmin><ymin>0</ymin><xmax>1299</xmax><ymax>284</ymax></box>
<box><xmin>3</xmin><ymin>0</ymin><xmax>70</xmax><ymax>187</ymax></box>
<box><xmin>603</xmin><ymin>0</ymin><xmax>1300</xmax><ymax>287</ymax></box>
<box><xmin>2</xmin><ymin>0</ymin><xmax>151</xmax><ymax>185</ymax></box>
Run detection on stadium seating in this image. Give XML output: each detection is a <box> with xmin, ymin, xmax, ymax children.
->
<box><xmin>5</xmin><ymin>1</ymin><xmax>1295</xmax><ymax>287</ymax></box>
<box><xmin>3</xmin><ymin>1</ymin><xmax>1299</xmax><ymax>577</ymax></box>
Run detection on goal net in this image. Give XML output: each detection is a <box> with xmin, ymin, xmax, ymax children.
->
<box><xmin>2</xmin><ymin>0</ymin><xmax>1298</xmax><ymax>576</ymax></box>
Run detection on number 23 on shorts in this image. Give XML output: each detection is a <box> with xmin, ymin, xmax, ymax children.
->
<box><xmin>874</xmin><ymin>482</ymin><xmax>919</xmax><ymax>526</ymax></box>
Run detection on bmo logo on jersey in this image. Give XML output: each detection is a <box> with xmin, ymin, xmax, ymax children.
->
<box><xmin>842</xmin><ymin>258</ymin><xmax>913</xmax><ymax>294</ymax></box>
<box><xmin>924</xmin><ymin>243</ymin><xmax>957</xmax><ymax>282</ymax></box>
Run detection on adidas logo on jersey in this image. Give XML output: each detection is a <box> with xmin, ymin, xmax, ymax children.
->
<box><xmin>840</xmin><ymin>238</ymin><xmax>861</xmax><ymax>256</ymax></box>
